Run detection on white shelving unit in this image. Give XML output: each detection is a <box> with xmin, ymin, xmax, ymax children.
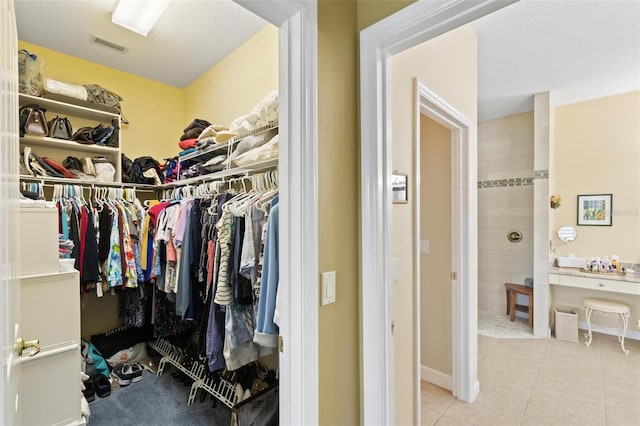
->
<box><xmin>177</xmin><ymin>121</ymin><xmax>278</xmax><ymax>182</ymax></box>
<box><xmin>19</xmin><ymin>93</ymin><xmax>122</xmax><ymax>183</ymax></box>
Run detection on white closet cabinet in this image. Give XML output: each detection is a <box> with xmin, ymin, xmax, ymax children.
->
<box><xmin>19</xmin><ymin>208</ymin><xmax>83</xmax><ymax>426</ymax></box>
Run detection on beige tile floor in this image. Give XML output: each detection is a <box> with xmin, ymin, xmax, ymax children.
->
<box><xmin>421</xmin><ymin>331</ymin><xmax>640</xmax><ymax>425</ymax></box>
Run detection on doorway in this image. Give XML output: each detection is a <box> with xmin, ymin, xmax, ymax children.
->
<box><xmin>1</xmin><ymin>1</ymin><xmax>319</xmax><ymax>424</ymax></box>
<box><xmin>418</xmin><ymin>113</ymin><xmax>453</xmax><ymax>391</ymax></box>
<box><xmin>411</xmin><ymin>81</ymin><xmax>474</xmax><ymax>425</ymax></box>
<box><xmin>360</xmin><ymin>1</ymin><xmax>517</xmax><ymax>424</ymax></box>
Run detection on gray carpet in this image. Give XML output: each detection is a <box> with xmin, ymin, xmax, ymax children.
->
<box><xmin>88</xmin><ymin>365</ymin><xmax>232</xmax><ymax>426</ymax></box>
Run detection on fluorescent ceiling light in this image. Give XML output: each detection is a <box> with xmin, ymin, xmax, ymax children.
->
<box><xmin>112</xmin><ymin>0</ymin><xmax>171</xmax><ymax>36</ymax></box>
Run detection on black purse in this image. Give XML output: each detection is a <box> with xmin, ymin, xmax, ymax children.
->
<box><xmin>47</xmin><ymin>116</ymin><xmax>73</xmax><ymax>140</ymax></box>
<box><xmin>72</xmin><ymin>127</ymin><xmax>94</xmax><ymax>144</ymax></box>
<box><xmin>92</xmin><ymin>120</ymin><xmax>118</xmax><ymax>146</ymax></box>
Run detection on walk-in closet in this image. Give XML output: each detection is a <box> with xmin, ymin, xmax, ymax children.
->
<box><xmin>8</xmin><ymin>1</ymin><xmax>284</xmax><ymax>424</ymax></box>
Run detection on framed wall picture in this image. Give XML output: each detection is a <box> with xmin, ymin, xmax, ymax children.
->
<box><xmin>392</xmin><ymin>173</ymin><xmax>408</xmax><ymax>204</ymax></box>
<box><xmin>577</xmin><ymin>194</ymin><xmax>612</xmax><ymax>226</ymax></box>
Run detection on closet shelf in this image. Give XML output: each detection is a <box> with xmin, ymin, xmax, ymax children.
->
<box><xmin>164</xmin><ymin>158</ymin><xmax>278</xmax><ymax>188</ymax></box>
<box><xmin>179</xmin><ymin>121</ymin><xmax>278</xmax><ymax>164</ymax></box>
<box><xmin>19</xmin><ymin>174</ymin><xmax>156</xmax><ymax>190</ymax></box>
<box><xmin>20</xmin><ymin>93</ymin><xmax>119</xmax><ymax>121</ymax></box>
<box><xmin>19</xmin><ymin>92</ymin><xmax>124</xmax><ymax>183</ymax></box>
<box><xmin>20</xmin><ymin>135</ymin><xmax>120</xmax><ymax>154</ymax></box>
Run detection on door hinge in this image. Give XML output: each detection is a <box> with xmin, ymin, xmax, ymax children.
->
<box><xmin>278</xmin><ymin>335</ymin><xmax>284</xmax><ymax>353</ymax></box>
<box><xmin>391</xmin><ymin>320</ymin><xmax>396</xmax><ymax>336</ymax></box>
<box><xmin>451</xmin><ymin>272</ymin><xmax>457</xmax><ymax>280</ymax></box>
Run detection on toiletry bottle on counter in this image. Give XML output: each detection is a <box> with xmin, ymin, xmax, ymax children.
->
<box><xmin>611</xmin><ymin>255</ymin><xmax>620</xmax><ymax>271</ymax></box>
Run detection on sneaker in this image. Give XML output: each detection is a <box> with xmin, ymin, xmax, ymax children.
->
<box><xmin>130</xmin><ymin>362</ymin><xmax>143</xmax><ymax>383</ymax></box>
<box><xmin>112</xmin><ymin>363</ymin><xmax>133</xmax><ymax>386</ymax></box>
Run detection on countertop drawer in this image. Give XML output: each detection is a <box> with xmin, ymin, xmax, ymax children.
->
<box><xmin>550</xmin><ymin>273</ymin><xmax>640</xmax><ymax>295</ymax></box>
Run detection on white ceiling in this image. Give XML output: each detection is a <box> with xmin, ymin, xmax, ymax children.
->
<box><xmin>13</xmin><ymin>0</ymin><xmax>640</xmax><ymax>120</ymax></box>
<box><xmin>472</xmin><ymin>0</ymin><xmax>640</xmax><ymax>120</ymax></box>
<box><xmin>14</xmin><ymin>0</ymin><xmax>268</xmax><ymax>88</ymax></box>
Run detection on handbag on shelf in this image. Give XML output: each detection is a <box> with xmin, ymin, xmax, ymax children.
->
<box><xmin>19</xmin><ymin>104</ymin><xmax>48</xmax><ymax>136</ymax></box>
<box><xmin>47</xmin><ymin>116</ymin><xmax>73</xmax><ymax>140</ymax></box>
<box><xmin>72</xmin><ymin>127</ymin><xmax>94</xmax><ymax>144</ymax></box>
<box><xmin>81</xmin><ymin>157</ymin><xmax>96</xmax><ymax>177</ymax></box>
<box><xmin>91</xmin><ymin>121</ymin><xmax>117</xmax><ymax>146</ymax></box>
<box><xmin>63</xmin><ymin>156</ymin><xmax>83</xmax><ymax>171</ymax></box>
<box><xmin>42</xmin><ymin>157</ymin><xmax>75</xmax><ymax>179</ymax></box>
<box><xmin>29</xmin><ymin>152</ymin><xmax>64</xmax><ymax>178</ymax></box>
<box><xmin>105</xmin><ymin>119</ymin><xmax>119</xmax><ymax>147</ymax></box>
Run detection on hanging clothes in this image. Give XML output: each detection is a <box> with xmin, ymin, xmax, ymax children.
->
<box><xmin>52</xmin><ymin>185</ymin><xmax>147</xmax><ymax>294</ymax></box>
<box><xmin>146</xmin><ymin>170</ymin><xmax>280</xmax><ymax>372</ymax></box>
<box><xmin>253</xmin><ymin>197</ymin><xmax>279</xmax><ymax>348</ymax></box>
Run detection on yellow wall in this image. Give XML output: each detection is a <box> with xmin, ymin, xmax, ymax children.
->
<box><xmin>318</xmin><ymin>1</ymin><xmax>360</xmax><ymax>425</ymax></box>
<box><xmin>184</xmin><ymin>25</ymin><xmax>277</xmax><ymax>127</ymax></box>
<box><xmin>18</xmin><ymin>41</ymin><xmax>184</xmax><ymax>161</ymax></box>
<box><xmin>391</xmin><ymin>25</ymin><xmax>477</xmax><ymax>425</ymax></box>
<box><xmin>552</xmin><ymin>91</ymin><xmax>640</xmax><ymax>262</ymax></box>
<box><xmin>420</xmin><ymin>115</ymin><xmax>452</xmax><ymax>374</ymax></box>
<box><xmin>357</xmin><ymin>0</ymin><xmax>415</xmax><ymax>30</ymax></box>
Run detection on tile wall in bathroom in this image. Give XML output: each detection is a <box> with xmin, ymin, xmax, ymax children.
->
<box><xmin>478</xmin><ymin>112</ymin><xmax>534</xmax><ymax>314</ymax></box>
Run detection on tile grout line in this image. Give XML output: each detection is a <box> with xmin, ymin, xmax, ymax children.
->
<box><xmin>599</xmin><ymin>334</ymin><xmax>609</xmax><ymax>426</ymax></box>
<box><xmin>517</xmin><ymin>337</ymin><xmax>549</xmax><ymax>425</ymax></box>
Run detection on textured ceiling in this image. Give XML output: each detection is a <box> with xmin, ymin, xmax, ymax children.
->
<box><xmin>14</xmin><ymin>0</ymin><xmax>640</xmax><ymax>119</ymax></box>
<box><xmin>14</xmin><ymin>0</ymin><xmax>268</xmax><ymax>88</ymax></box>
<box><xmin>472</xmin><ymin>0</ymin><xmax>640</xmax><ymax>120</ymax></box>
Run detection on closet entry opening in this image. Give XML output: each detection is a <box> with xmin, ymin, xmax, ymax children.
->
<box><xmin>11</xmin><ymin>0</ymin><xmax>298</xmax><ymax>421</ymax></box>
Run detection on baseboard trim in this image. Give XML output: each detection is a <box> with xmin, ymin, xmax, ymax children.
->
<box><xmin>420</xmin><ymin>365</ymin><xmax>452</xmax><ymax>391</ymax></box>
<box><xmin>578</xmin><ymin>320</ymin><xmax>640</xmax><ymax>341</ymax></box>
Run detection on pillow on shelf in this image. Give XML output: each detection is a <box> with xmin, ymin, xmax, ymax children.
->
<box><xmin>232</xmin><ymin>134</ymin><xmax>279</xmax><ymax>167</ymax></box>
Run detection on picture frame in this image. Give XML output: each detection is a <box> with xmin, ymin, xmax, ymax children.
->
<box><xmin>577</xmin><ymin>194</ymin><xmax>612</xmax><ymax>226</ymax></box>
<box><xmin>392</xmin><ymin>173</ymin><xmax>408</xmax><ymax>204</ymax></box>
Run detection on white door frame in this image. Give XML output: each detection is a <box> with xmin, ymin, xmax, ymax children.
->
<box><xmin>413</xmin><ymin>79</ymin><xmax>473</xmax><ymax>423</ymax></box>
<box><xmin>0</xmin><ymin>1</ymin><xmax>319</xmax><ymax>424</ymax></box>
<box><xmin>1</xmin><ymin>0</ymin><xmax>21</xmax><ymax>424</ymax></box>
<box><xmin>235</xmin><ymin>1</ymin><xmax>318</xmax><ymax>424</ymax></box>
<box><xmin>360</xmin><ymin>1</ymin><xmax>517</xmax><ymax>424</ymax></box>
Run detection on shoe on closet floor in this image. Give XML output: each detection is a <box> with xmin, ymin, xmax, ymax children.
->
<box><xmin>111</xmin><ymin>363</ymin><xmax>134</xmax><ymax>386</ymax></box>
<box><xmin>130</xmin><ymin>362</ymin><xmax>143</xmax><ymax>383</ymax></box>
<box><xmin>91</xmin><ymin>374</ymin><xmax>111</xmax><ymax>398</ymax></box>
<box><xmin>82</xmin><ymin>378</ymin><xmax>95</xmax><ymax>403</ymax></box>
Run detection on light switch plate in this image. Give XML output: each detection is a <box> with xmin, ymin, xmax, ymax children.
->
<box><xmin>420</xmin><ymin>240</ymin><xmax>430</xmax><ymax>254</ymax></box>
<box><xmin>392</xmin><ymin>258</ymin><xmax>400</xmax><ymax>283</ymax></box>
<box><xmin>321</xmin><ymin>271</ymin><xmax>336</xmax><ymax>305</ymax></box>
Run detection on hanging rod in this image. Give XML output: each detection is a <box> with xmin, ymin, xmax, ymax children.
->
<box><xmin>20</xmin><ymin>158</ymin><xmax>277</xmax><ymax>192</ymax></box>
<box><xmin>162</xmin><ymin>158</ymin><xmax>278</xmax><ymax>188</ymax></box>
<box><xmin>19</xmin><ymin>175</ymin><xmax>157</xmax><ymax>191</ymax></box>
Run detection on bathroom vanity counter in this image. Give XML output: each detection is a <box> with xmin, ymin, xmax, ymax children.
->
<box><xmin>549</xmin><ymin>267</ymin><xmax>640</xmax><ymax>296</ymax></box>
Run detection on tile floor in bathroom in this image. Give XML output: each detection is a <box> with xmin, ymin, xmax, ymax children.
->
<box><xmin>422</xmin><ymin>328</ymin><xmax>640</xmax><ymax>425</ymax></box>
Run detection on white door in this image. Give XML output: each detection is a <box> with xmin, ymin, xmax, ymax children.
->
<box><xmin>1</xmin><ymin>0</ymin><xmax>22</xmax><ymax>425</ymax></box>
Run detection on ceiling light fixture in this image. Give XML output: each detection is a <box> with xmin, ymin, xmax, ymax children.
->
<box><xmin>112</xmin><ymin>0</ymin><xmax>171</xmax><ymax>37</ymax></box>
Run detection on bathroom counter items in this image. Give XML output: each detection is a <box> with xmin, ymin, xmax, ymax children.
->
<box><xmin>549</xmin><ymin>268</ymin><xmax>640</xmax><ymax>296</ymax></box>
<box><xmin>550</xmin><ymin>266</ymin><xmax>640</xmax><ymax>284</ymax></box>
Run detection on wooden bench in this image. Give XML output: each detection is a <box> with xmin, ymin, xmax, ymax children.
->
<box><xmin>505</xmin><ymin>283</ymin><xmax>533</xmax><ymax>328</ymax></box>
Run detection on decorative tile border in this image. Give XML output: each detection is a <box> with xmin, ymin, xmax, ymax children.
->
<box><xmin>534</xmin><ymin>170</ymin><xmax>549</xmax><ymax>179</ymax></box>
<box><xmin>478</xmin><ymin>177</ymin><xmax>533</xmax><ymax>189</ymax></box>
<box><xmin>478</xmin><ymin>170</ymin><xmax>549</xmax><ymax>189</ymax></box>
